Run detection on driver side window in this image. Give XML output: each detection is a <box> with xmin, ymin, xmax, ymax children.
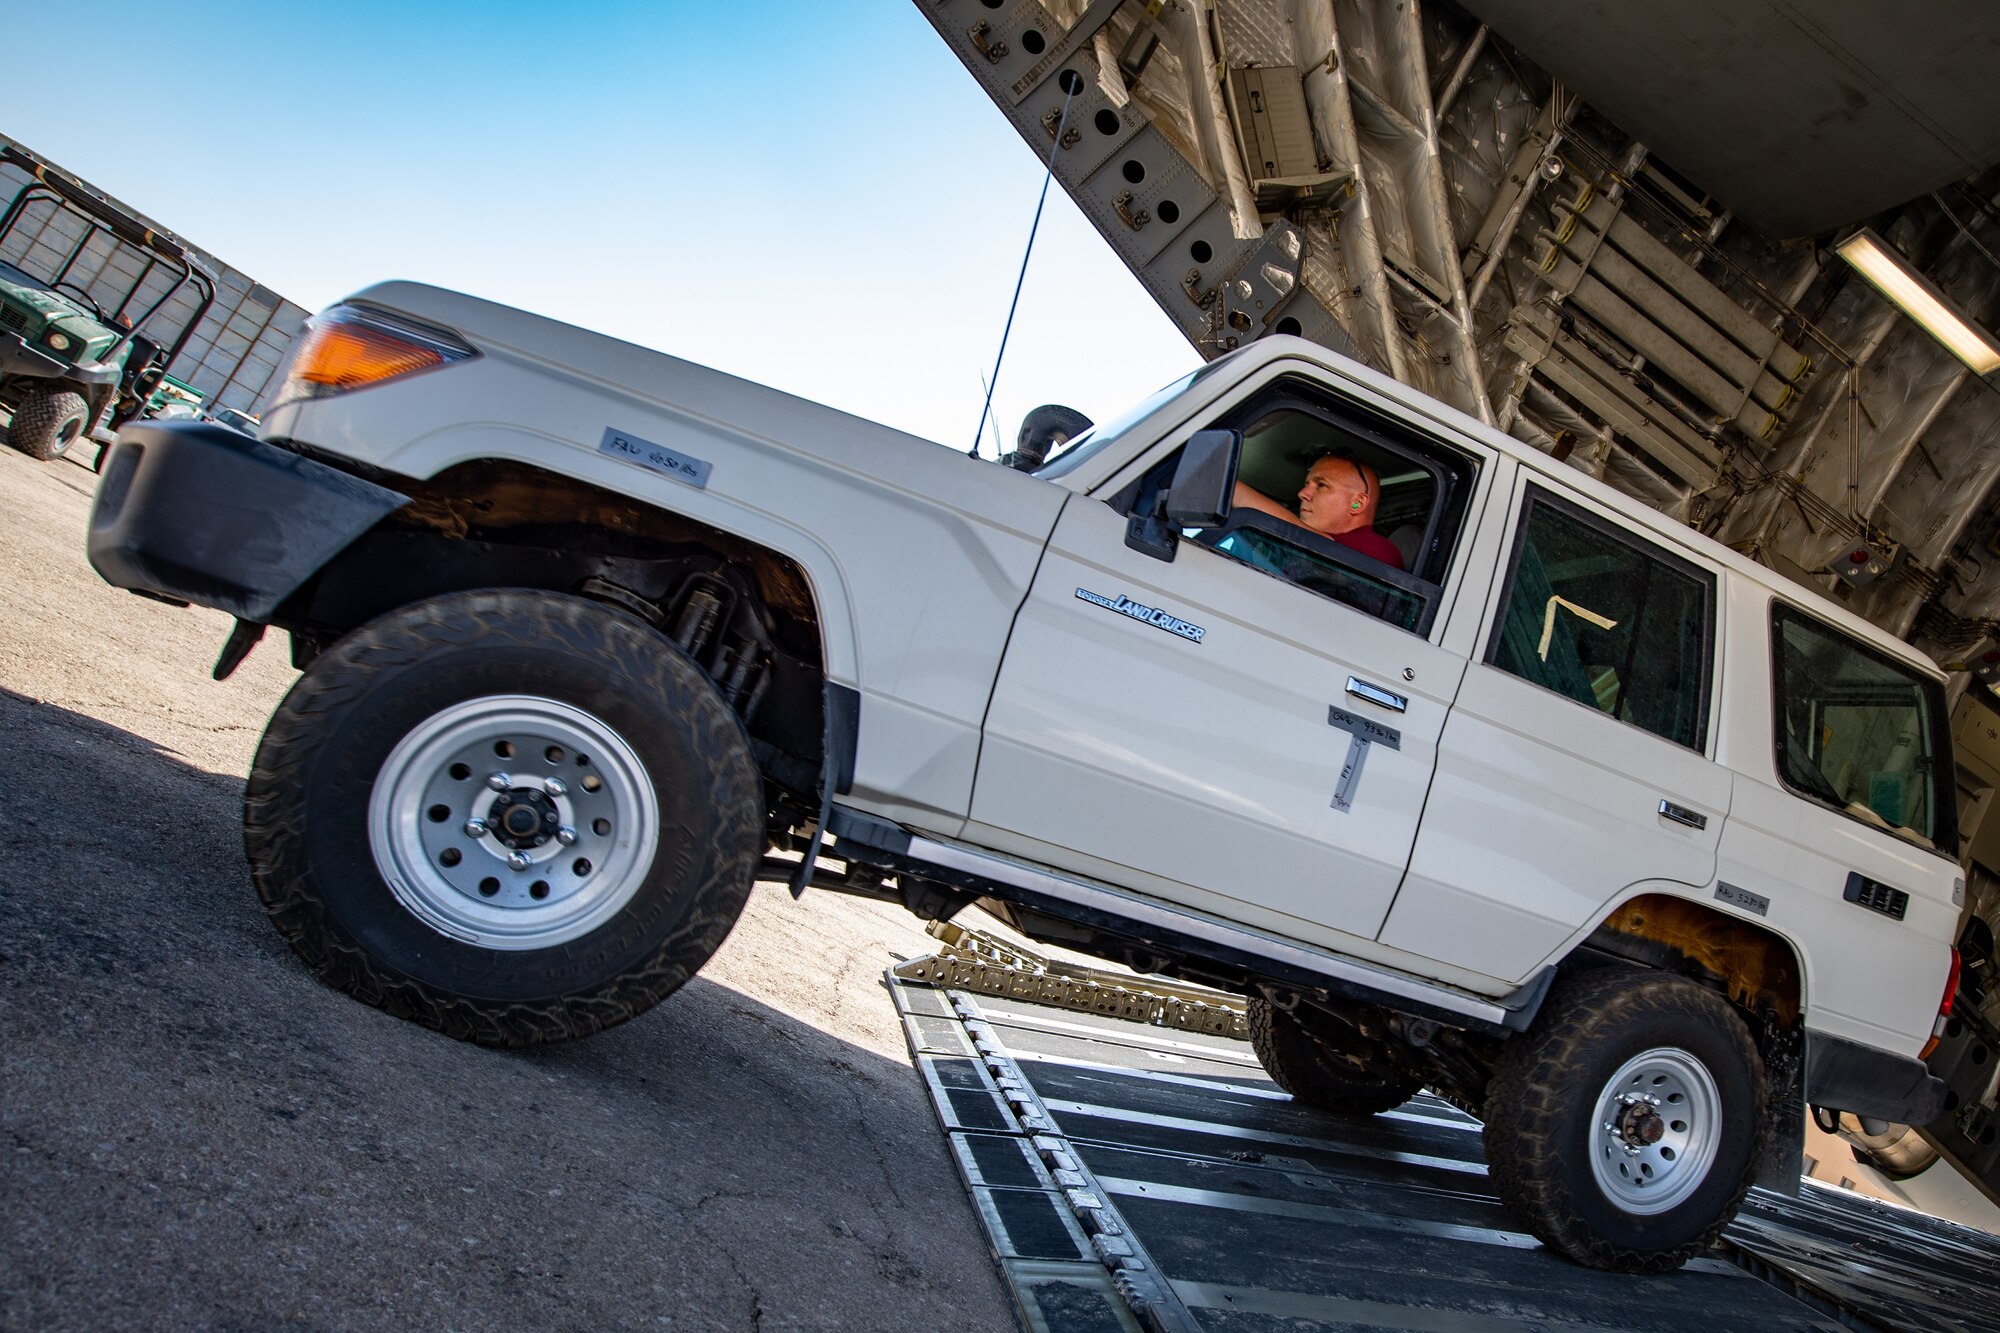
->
<box><xmin>1213</xmin><ymin>525</ymin><xmax>1429</xmax><ymax>631</ymax></box>
<box><xmin>1185</xmin><ymin>380</ymin><xmax>1476</xmax><ymax>636</ymax></box>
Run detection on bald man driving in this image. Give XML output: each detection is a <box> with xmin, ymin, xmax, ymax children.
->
<box><xmin>1230</xmin><ymin>455</ymin><xmax>1405</xmax><ymax>571</ymax></box>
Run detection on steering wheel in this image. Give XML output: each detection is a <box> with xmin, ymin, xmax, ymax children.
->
<box><xmin>51</xmin><ymin>280</ymin><xmax>112</xmax><ymax>324</ymax></box>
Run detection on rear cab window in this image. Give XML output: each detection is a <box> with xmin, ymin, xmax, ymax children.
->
<box><xmin>1486</xmin><ymin>484</ymin><xmax>1716</xmax><ymax>750</ymax></box>
<box><xmin>1771</xmin><ymin>602</ymin><xmax>1957</xmax><ymax>852</ymax></box>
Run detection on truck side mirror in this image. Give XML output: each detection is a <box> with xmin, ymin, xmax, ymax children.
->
<box><xmin>1125</xmin><ymin>428</ymin><xmax>1243</xmax><ymax>562</ymax></box>
<box><xmin>1165</xmin><ymin>429</ymin><xmax>1241</xmax><ymax>528</ymax></box>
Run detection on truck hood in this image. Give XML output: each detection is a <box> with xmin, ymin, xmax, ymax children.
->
<box><xmin>302</xmin><ymin>281</ymin><xmax>1073</xmax><ymax>544</ymax></box>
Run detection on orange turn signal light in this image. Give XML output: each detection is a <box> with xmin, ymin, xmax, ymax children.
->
<box><xmin>274</xmin><ymin>304</ymin><xmax>474</xmax><ymax>407</ymax></box>
<box><xmin>293</xmin><ymin>319</ymin><xmax>446</xmax><ymax>390</ymax></box>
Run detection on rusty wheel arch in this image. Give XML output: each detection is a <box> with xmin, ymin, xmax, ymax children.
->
<box><xmin>286</xmin><ymin>454</ymin><xmax>833</xmax><ymax>809</ymax></box>
<box><xmin>388</xmin><ymin>456</ymin><xmax>823</xmax><ymax>627</ymax></box>
<box><xmin>1584</xmin><ymin>893</ymin><xmax>1803</xmax><ymax>1028</ymax></box>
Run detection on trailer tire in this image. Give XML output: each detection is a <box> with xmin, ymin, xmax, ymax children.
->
<box><xmin>1483</xmin><ymin>967</ymin><xmax>1766</xmax><ymax>1273</ymax></box>
<box><xmin>4</xmin><ymin>388</ymin><xmax>88</xmax><ymax>460</ymax></box>
<box><xmin>244</xmin><ymin>589</ymin><xmax>762</xmax><ymax>1047</ymax></box>
<box><xmin>1248</xmin><ymin>997</ymin><xmax>1421</xmax><ymax>1115</ymax></box>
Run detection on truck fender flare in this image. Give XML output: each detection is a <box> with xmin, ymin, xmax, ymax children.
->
<box><xmin>1543</xmin><ymin>882</ymin><xmax>1809</xmax><ymax>1023</ymax></box>
<box><xmin>383</xmin><ymin>426</ymin><xmax>864</xmax><ymax>687</ymax></box>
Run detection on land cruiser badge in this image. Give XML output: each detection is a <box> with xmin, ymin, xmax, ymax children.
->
<box><xmin>1074</xmin><ymin>588</ymin><xmax>1205</xmax><ymax>643</ymax></box>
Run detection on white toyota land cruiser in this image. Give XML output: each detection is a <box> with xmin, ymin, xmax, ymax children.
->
<box><xmin>87</xmin><ymin>284</ymin><xmax>1963</xmax><ymax>1273</ymax></box>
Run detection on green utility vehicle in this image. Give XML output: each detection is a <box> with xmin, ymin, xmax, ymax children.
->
<box><xmin>0</xmin><ymin>146</ymin><xmax>214</xmax><ymax>461</ymax></box>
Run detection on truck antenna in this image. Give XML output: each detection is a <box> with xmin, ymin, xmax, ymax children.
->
<box><xmin>977</xmin><ymin>369</ymin><xmax>1006</xmax><ymax>457</ymax></box>
<box><xmin>969</xmin><ymin>77</ymin><xmax>1079</xmax><ymax>458</ymax></box>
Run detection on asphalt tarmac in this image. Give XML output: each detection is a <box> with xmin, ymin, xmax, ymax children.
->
<box><xmin>0</xmin><ymin>441</ymin><xmax>1016</xmax><ymax>1331</ymax></box>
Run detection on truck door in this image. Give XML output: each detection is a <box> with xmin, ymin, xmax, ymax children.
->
<box><xmin>969</xmin><ymin>374</ymin><xmax>1497</xmax><ymax>950</ymax></box>
<box><xmin>1378</xmin><ymin>473</ymin><xmax>1731</xmax><ymax>983</ymax></box>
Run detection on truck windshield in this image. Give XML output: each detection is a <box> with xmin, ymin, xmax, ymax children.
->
<box><xmin>1036</xmin><ymin>364</ymin><xmax>1214</xmax><ymax>479</ymax></box>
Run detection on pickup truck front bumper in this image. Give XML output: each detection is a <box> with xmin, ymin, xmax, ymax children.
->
<box><xmin>88</xmin><ymin>421</ymin><xmax>409</xmax><ymax>622</ymax></box>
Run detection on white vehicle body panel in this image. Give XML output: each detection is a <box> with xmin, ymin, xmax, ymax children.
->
<box><xmin>267</xmin><ymin>283</ymin><xmax>1067</xmax><ymax>832</ymax></box>
<box><xmin>1382</xmin><ymin>466</ymin><xmax>1734</xmax><ymax>985</ymax></box>
<box><xmin>973</xmin><ymin>491</ymin><xmax>1466</xmax><ymax>945</ymax></box>
<box><xmin>1705</xmin><ymin>578</ymin><xmax>1964</xmax><ymax>1052</ymax></box>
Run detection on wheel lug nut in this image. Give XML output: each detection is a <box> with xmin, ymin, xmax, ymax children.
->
<box><xmin>487</xmin><ymin>772</ymin><xmax>511</xmax><ymax>791</ymax></box>
<box><xmin>464</xmin><ymin>818</ymin><xmax>488</xmax><ymax>838</ymax></box>
<box><xmin>543</xmin><ymin>776</ymin><xmax>567</xmax><ymax>797</ymax></box>
<box><xmin>506</xmin><ymin>851</ymin><xmax>531</xmax><ymax>870</ymax></box>
<box><xmin>557</xmin><ymin>825</ymin><xmax>577</xmax><ymax>845</ymax></box>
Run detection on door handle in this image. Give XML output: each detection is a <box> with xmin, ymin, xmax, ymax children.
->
<box><xmin>1658</xmin><ymin>800</ymin><xmax>1708</xmax><ymax>831</ymax></box>
<box><xmin>1346</xmin><ymin>676</ymin><xmax>1407</xmax><ymax>713</ymax></box>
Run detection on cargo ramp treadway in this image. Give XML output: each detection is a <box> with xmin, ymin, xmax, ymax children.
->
<box><xmin>887</xmin><ymin>967</ymin><xmax>2000</xmax><ymax>1333</ymax></box>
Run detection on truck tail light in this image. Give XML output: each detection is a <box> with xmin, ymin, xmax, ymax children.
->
<box><xmin>272</xmin><ymin>304</ymin><xmax>475</xmax><ymax>408</ymax></box>
<box><xmin>1920</xmin><ymin>946</ymin><xmax>1962</xmax><ymax>1060</ymax></box>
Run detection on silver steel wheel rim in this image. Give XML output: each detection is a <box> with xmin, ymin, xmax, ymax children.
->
<box><xmin>1587</xmin><ymin>1045</ymin><xmax>1723</xmax><ymax>1215</ymax></box>
<box><xmin>368</xmin><ymin>694</ymin><xmax>659</xmax><ymax>951</ymax></box>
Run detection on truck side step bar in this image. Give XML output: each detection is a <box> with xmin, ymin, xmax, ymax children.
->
<box><xmin>827</xmin><ymin>807</ymin><xmax>1547</xmax><ymax>1035</ymax></box>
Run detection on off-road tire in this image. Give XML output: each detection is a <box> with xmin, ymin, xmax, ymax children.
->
<box><xmin>244</xmin><ymin>589</ymin><xmax>762</xmax><ymax>1047</ymax></box>
<box><xmin>1483</xmin><ymin>967</ymin><xmax>1766</xmax><ymax>1273</ymax></box>
<box><xmin>1248</xmin><ymin>997</ymin><xmax>1422</xmax><ymax>1115</ymax></box>
<box><xmin>4</xmin><ymin>388</ymin><xmax>89</xmax><ymax>460</ymax></box>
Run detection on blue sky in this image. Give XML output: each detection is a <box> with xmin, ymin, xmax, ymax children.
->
<box><xmin>0</xmin><ymin>1</ymin><xmax>1198</xmax><ymax>449</ymax></box>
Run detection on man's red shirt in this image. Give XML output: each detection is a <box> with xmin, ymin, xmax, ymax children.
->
<box><xmin>1333</xmin><ymin>526</ymin><xmax>1404</xmax><ymax>571</ymax></box>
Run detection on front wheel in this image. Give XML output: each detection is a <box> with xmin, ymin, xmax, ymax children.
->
<box><xmin>244</xmin><ymin>589</ymin><xmax>763</xmax><ymax>1046</ymax></box>
<box><xmin>1483</xmin><ymin>968</ymin><xmax>1766</xmax><ymax>1273</ymax></box>
<box><xmin>4</xmin><ymin>388</ymin><xmax>89</xmax><ymax>460</ymax></box>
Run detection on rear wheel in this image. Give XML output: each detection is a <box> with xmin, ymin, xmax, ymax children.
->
<box><xmin>244</xmin><ymin>589</ymin><xmax>763</xmax><ymax>1046</ymax></box>
<box><xmin>1248</xmin><ymin>997</ymin><xmax>1421</xmax><ymax>1115</ymax></box>
<box><xmin>4</xmin><ymin>388</ymin><xmax>89</xmax><ymax>460</ymax></box>
<box><xmin>1483</xmin><ymin>968</ymin><xmax>1766</xmax><ymax>1272</ymax></box>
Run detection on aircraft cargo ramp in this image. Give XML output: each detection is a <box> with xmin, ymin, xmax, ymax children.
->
<box><xmin>887</xmin><ymin>969</ymin><xmax>2000</xmax><ymax>1333</ymax></box>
